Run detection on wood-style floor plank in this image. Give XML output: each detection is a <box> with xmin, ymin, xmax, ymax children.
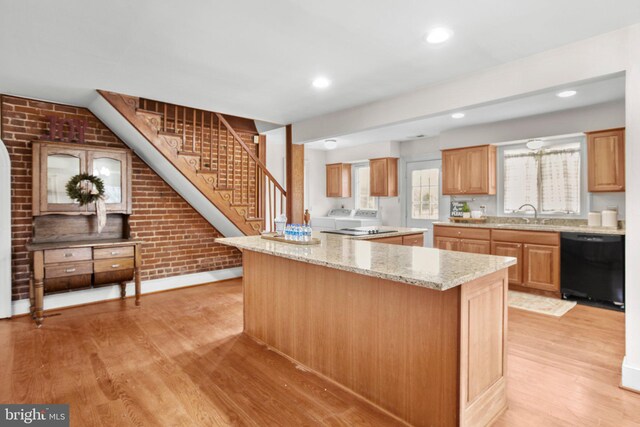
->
<box><xmin>0</xmin><ymin>279</ymin><xmax>639</xmax><ymax>426</ymax></box>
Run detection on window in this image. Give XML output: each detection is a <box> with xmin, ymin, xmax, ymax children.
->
<box><xmin>410</xmin><ymin>168</ymin><xmax>439</xmax><ymax>220</ymax></box>
<box><xmin>355</xmin><ymin>165</ymin><xmax>377</xmax><ymax>210</ymax></box>
<box><xmin>503</xmin><ymin>142</ymin><xmax>581</xmax><ymax>214</ymax></box>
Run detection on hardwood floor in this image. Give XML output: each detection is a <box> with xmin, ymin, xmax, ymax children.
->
<box><xmin>0</xmin><ymin>279</ymin><xmax>638</xmax><ymax>426</ymax></box>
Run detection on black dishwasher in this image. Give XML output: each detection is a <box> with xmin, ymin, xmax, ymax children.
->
<box><xmin>561</xmin><ymin>233</ymin><xmax>625</xmax><ymax>309</ymax></box>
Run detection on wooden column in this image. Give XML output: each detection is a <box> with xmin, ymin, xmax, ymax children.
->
<box><xmin>285</xmin><ymin>124</ymin><xmax>304</xmax><ymax>224</ymax></box>
<box><xmin>257</xmin><ymin>135</ymin><xmax>267</xmax><ymax>223</ymax></box>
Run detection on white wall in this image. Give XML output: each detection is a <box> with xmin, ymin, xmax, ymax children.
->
<box><xmin>0</xmin><ymin>139</ymin><xmax>11</xmax><ymax>318</ymax></box>
<box><xmin>305</xmin><ymin>148</ymin><xmax>333</xmax><ymax>216</ymax></box>
<box><xmin>265</xmin><ymin>127</ymin><xmax>286</xmax><ymax>187</ymax></box>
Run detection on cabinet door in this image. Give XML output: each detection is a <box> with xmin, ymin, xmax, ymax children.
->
<box><xmin>88</xmin><ymin>150</ymin><xmax>130</xmax><ymax>213</ymax></box>
<box><xmin>442</xmin><ymin>150</ymin><xmax>465</xmax><ymax>195</ymax></box>
<box><xmin>40</xmin><ymin>146</ymin><xmax>87</xmax><ymax>214</ymax></box>
<box><xmin>435</xmin><ymin>236</ymin><xmax>459</xmax><ymax>251</ymax></box>
<box><xmin>523</xmin><ymin>244</ymin><xmax>560</xmax><ymax>292</ymax></box>
<box><xmin>491</xmin><ymin>241</ymin><xmax>522</xmax><ymax>285</ymax></box>
<box><xmin>459</xmin><ymin>239</ymin><xmax>491</xmax><ymax>255</ymax></box>
<box><xmin>587</xmin><ymin>129</ymin><xmax>625</xmax><ymax>192</ymax></box>
<box><xmin>370</xmin><ymin>158</ymin><xmax>388</xmax><ymax>197</ymax></box>
<box><xmin>370</xmin><ymin>235</ymin><xmax>403</xmax><ymax>245</ymax></box>
<box><xmin>326</xmin><ymin>164</ymin><xmax>341</xmax><ymax>197</ymax></box>
<box><xmin>465</xmin><ymin>146</ymin><xmax>489</xmax><ymax>194</ymax></box>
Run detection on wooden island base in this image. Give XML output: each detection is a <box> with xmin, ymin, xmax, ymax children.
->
<box><xmin>242</xmin><ymin>250</ymin><xmax>509</xmax><ymax>427</ymax></box>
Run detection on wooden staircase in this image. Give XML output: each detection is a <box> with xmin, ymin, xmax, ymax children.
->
<box><xmin>99</xmin><ymin>91</ymin><xmax>286</xmax><ymax>235</ymax></box>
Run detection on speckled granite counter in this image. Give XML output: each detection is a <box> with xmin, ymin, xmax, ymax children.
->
<box><xmin>216</xmin><ymin>231</ymin><xmax>515</xmax><ymax>291</ymax></box>
<box><xmin>433</xmin><ymin>221</ymin><xmax>625</xmax><ymax>235</ymax></box>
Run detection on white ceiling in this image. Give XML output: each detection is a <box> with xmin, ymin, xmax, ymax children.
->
<box><xmin>305</xmin><ymin>75</ymin><xmax>626</xmax><ymax>150</ymax></box>
<box><xmin>0</xmin><ymin>1</ymin><xmax>639</xmax><ymax>125</ymax></box>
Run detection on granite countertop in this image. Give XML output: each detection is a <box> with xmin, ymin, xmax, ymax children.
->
<box><xmin>216</xmin><ymin>231</ymin><xmax>515</xmax><ymax>291</ymax></box>
<box><xmin>433</xmin><ymin>221</ymin><xmax>625</xmax><ymax>235</ymax></box>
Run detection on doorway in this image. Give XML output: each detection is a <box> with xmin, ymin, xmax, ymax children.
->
<box><xmin>405</xmin><ymin>160</ymin><xmax>442</xmax><ymax>247</ymax></box>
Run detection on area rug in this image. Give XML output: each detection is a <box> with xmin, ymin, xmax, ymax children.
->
<box><xmin>508</xmin><ymin>290</ymin><xmax>576</xmax><ymax>317</ymax></box>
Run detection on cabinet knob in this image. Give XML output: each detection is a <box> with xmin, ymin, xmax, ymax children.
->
<box><xmin>111</xmin><ymin>264</ymin><xmax>120</xmax><ymax>269</ymax></box>
<box><xmin>64</xmin><ymin>253</ymin><xmax>73</xmax><ymax>258</ymax></box>
<box><xmin>111</xmin><ymin>251</ymin><xmax>119</xmax><ymax>255</ymax></box>
<box><xmin>65</xmin><ymin>268</ymin><xmax>76</xmax><ymax>273</ymax></box>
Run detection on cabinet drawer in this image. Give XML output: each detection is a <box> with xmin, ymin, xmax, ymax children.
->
<box><xmin>94</xmin><ymin>257</ymin><xmax>134</xmax><ymax>273</ymax></box>
<box><xmin>491</xmin><ymin>229</ymin><xmax>559</xmax><ymax>246</ymax></box>
<box><xmin>370</xmin><ymin>236</ymin><xmax>404</xmax><ymax>245</ymax></box>
<box><xmin>402</xmin><ymin>233</ymin><xmax>424</xmax><ymax>247</ymax></box>
<box><xmin>94</xmin><ymin>246</ymin><xmax>134</xmax><ymax>260</ymax></box>
<box><xmin>44</xmin><ymin>247</ymin><xmax>92</xmax><ymax>264</ymax></box>
<box><xmin>45</xmin><ymin>261</ymin><xmax>93</xmax><ymax>279</ymax></box>
<box><xmin>433</xmin><ymin>226</ymin><xmax>490</xmax><ymax>241</ymax></box>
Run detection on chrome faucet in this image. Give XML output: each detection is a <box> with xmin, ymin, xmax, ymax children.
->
<box><xmin>518</xmin><ymin>204</ymin><xmax>538</xmax><ymax>220</ymax></box>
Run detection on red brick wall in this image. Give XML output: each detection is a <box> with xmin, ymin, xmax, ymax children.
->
<box><xmin>1</xmin><ymin>95</ymin><xmax>243</xmax><ymax>301</ymax></box>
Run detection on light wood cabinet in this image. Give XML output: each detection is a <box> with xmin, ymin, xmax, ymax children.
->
<box><xmin>33</xmin><ymin>142</ymin><xmax>132</xmax><ymax>215</ymax></box>
<box><xmin>490</xmin><ymin>229</ymin><xmax>560</xmax><ymax>295</ymax></box>
<box><xmin>370</xmin><ymin>233</ymin><xmax>423</xmax><ymax>247</ymax></box>
<box><xmin>369</xmin><ymin>157</ymin><xmax>398</xmax><ymax>197</ymax></box>
<box><xmin>523</xmin><ymin>244</ymin><xmax>560</xmax><ymax>293</ymax></box>
<box><xmin>459</xmin><ymin>239</ymin><xmax>491</xmax><ymax>255</ymax></box>
<box><xmin>587</xmin><ymin>128</ymin><xmax>625</xmax><ymax>192</ymax></box>
<box><xmin>491</xmin><ymin>241</ymin><xmax>523</xmax><ymax>285</ymax></box>
<box><xmin>326</xmin><ymin>163</ymin><xmax>351</xmax><ymax>198</ymax></box>
<box><xmin>434</xmin><ymin>226</ymin><xmax>490</xmax><ymax>253</ymax></box>
<box><xmin>441</xmin><ymin>145</ymin><xmax>496</xmax><ymax>195</ymax></box>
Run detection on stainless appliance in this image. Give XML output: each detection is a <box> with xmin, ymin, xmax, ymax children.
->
<box><xmin>561</xmin><ymin>232</ymin><xmax>625</xmax><ymax>310</ymax></box>
<box><xmin>322</xmin><ymin>226</ymin><xmax>397</xmax><ymax>237</ymax></box>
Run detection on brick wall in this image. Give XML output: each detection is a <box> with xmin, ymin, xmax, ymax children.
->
<box><xmin>1</xmin><ymin>95</ymin><xmax>243</xmax><ymax>301</ymax></box>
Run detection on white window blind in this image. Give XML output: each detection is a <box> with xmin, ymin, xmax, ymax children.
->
<box><xmin>503</xmin><ymin>143</ymin><xmax>581</xmax><ymax>214</ymax></box>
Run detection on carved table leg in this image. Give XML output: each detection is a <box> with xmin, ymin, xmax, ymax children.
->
<box><xmin>119</xmin><ymin>282</ymin><xmax>126</xmax><ymax>299</ymax></box>
<box><xmin>29</xmin><ymin>271</ymin><xmax>35</xmax><ymax>318</ymax></box>
<box><xmin>134</xmin><ymin>244</ymin><xmax>141</xmax><ymax>306</ymax></box>
<box><xmin>33</xmin><ymin>251</ymin><xmax>45</xmax><ymax>327</ymax></box>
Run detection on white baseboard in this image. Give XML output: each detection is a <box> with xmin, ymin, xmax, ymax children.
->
<box><xmin>11</xmin><ymin>267</ymin><xmax>243</xmax><ymax>317</ymax></box>
<box><xmin>622</xmin><ymin>357</ymin><xmax>640</xmax><ymax>392</ymax></box>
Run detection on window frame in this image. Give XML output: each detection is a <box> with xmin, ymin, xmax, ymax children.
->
<box><xmin>409</xmin><ymin>167</ymin><xmax>440</xmax><ymax>221</ymax></box>
<box><xmin>353</xmin><ymin>162</ymin><xmax>378</xmax><ymax>210</ymax></box>
<box><xmin>497</xmin><ymin>136</ymin><xmax>588</xmax><ymax>218</ymax></box>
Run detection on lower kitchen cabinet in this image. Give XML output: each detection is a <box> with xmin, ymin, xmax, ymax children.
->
<box><xmin>491</xmin><ymin>241</ymin><xmax>523</xmax><ymax>285</ymax></box>
<box><xmin>523</xmin><ymin>243</ymin><xmax>560</xmax><ymax>293</ymax></box>
<box><xmin>459</xmin><ymin>238</ymin><xmax>491</xmax><ymax>254</ymax></box>
<box><xmin>433</xmin><ymin>226</ymin><xmax>491</xmax><ymax>254</ymax></box>
<box><xmin>434</xmin><ymin>236</ymin><xmax>459</xmax><ymax>251</ymax></box>
<box><xmin>370</xmin><ymin>233</ymin><xmax>424</xmax><ymax>247</ymax></box>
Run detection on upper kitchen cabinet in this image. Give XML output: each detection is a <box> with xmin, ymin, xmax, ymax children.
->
<box><xmin>442</xmin><ymin>145</ymin><xmax>496</xmax><ymax>195</ymax></box>
<box><xmin>32</xmin><ymin>142</ymin><xmax>132</xmax><ymax>215</ymax></box>
<box><xmin>587</xmin><ymin>128</ymin><xmax>625</xmax><ymax>192</ymax></box>
<box><xmin>326</xmin><ymin>163</ymin><xmax>351</xmax><ymax>197</ymax></box>
<box><xmin>369</xmin><ymin>157</ymin><xmax>398</xmax><ymax>197</ymax></box>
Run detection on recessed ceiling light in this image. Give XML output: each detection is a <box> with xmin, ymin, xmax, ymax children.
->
<box><xmin>312</xmin><ymin>77</ymin><xmax>331</xmax><ymax>89</ymax></box>
<box><xmin>557</xmin><ymin>90</ymin><xmax>577</xmax><ymax>98</ymax></box>
<box><xmin>451</xmin><ymin>112</ymin><xmax>465</xmax><ymax>119</ymax></box>
<box><xmin>426</xmin><ymin>27</ymin><xmax>453</xmax><ymax>44</ymax></box>
<box><xmin>324</xmin><ymin>139</ymin><xmax>337</xmax><ymax>150</ymax></box>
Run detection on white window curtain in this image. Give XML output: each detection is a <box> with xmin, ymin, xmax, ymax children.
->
<box><xmin>504</xmin><ymin>143</ymin><xmax>581</xmax><ymax>214</ymax></box>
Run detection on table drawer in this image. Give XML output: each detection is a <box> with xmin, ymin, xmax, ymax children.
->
<box><xmin>44</xmin><ymin>247</ymin><xmax>92</xmax><ymax>264</ymax></box>
<box><xmin>94</xmin><ymin>257</ymin><xmax>134</xmax><ymax>273</ymax></box>
<box><xmin>94</xmin><ymin>246</ymin><xmax>135</xmax><ymax>260</ymax></box>
<box><xmin>45</xmin><ymin>261</ymin><xmax>93</xmax><ymax>279</ymax></box>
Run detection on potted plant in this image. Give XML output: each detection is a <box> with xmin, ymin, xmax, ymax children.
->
<box><xmin>462</xmin><ymin>202</ymin><xmax>471</xmax><ymax>218</ymax></box>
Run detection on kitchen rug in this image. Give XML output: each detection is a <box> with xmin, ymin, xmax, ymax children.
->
<box><xmin>508</xmin><ymin>290</ymin><xmax>577</xmax><ymax>317</ymax></box>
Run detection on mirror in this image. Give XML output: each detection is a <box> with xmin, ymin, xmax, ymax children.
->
<box><xmin>47</xmin><ymin>154</ymin><xmax>80</xmax><ymax>204</ymax></box>
<box><xmin>93</xmin><ymin>157</ymin><xmax>122</xmax><ymax>203</ymax></box>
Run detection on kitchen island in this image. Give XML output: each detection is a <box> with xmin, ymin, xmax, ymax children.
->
<box><xmin>217</xmin><ymin>231</ymin><xmax>516</xmax><ymax>427</ymax></box>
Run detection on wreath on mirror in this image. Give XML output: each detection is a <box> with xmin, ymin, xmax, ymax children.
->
<box><xmin>65</xmin><ymin>173</ymin><xmax>105</xmax><ymax>206</ymax></box>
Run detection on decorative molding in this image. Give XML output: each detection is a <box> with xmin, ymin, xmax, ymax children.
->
<box><xmin>0</xmin><ymin>139</ymin><xmax>11</xmax><ymax>319</ymax></box>
<box><xmin>12</xmin><ymin>267</ymin><xmax>243</xmax><ymax>316</ymax></box>
<box><xmin>622</xmin><ymin>357</ymin><xmax>640</xmax><ymax>393</ymax></box>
